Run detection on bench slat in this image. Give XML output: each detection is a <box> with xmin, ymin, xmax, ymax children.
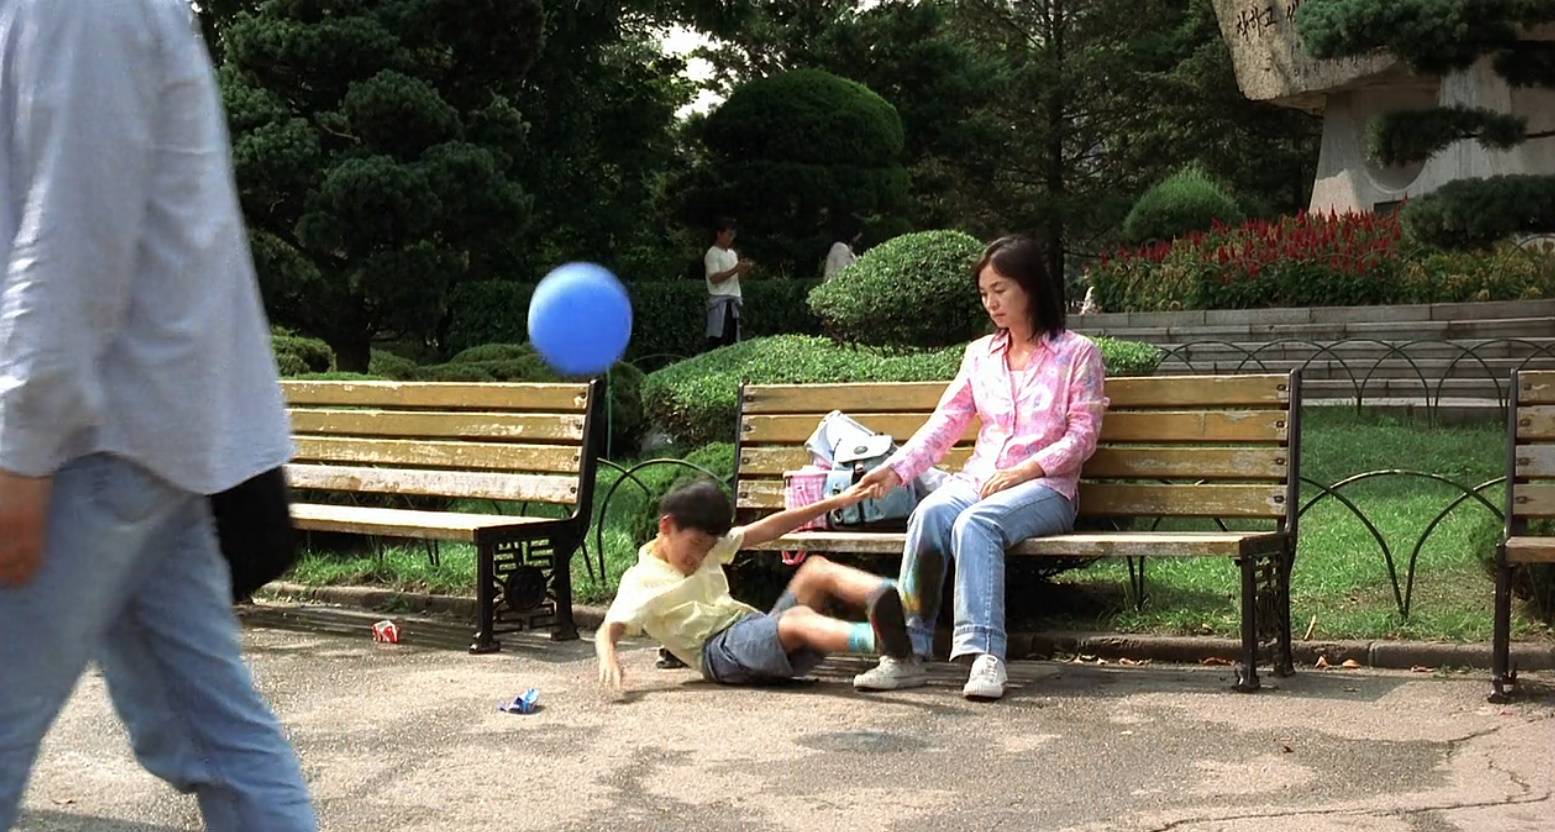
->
<box><xmin>743</xmin><ymin>383</ymin><xmax>954</xmax><ymax>414</ymax></box>
<box><xmin>293</xmin><ymin>437</ymin><xmax>582</xmax><ymax>474</ymax></box>
<box><xmin>1518</xmin><ymin>406</ymin><xmax>1555</xmax><ymax>441</ymax></box>
<box><xmin>290</xmin><ymin>503</ymin><xmax>548</xmax><ymax>541</ymax></box>
<box><xmin>740</xmin><ymin>410</ymin><xmax>1288</xmax><ymax>446</ymax></box>
<box><xmin>740</xmin><ymin>375</ymin><xmax>1290</xmax><ymax>414</ymax></box>
<box><xmin>283</xmin><ymin>381</ymin><xmax>589</xmax><ymax>412</ymax></box>
<box><xmin>738</xmin><ymin>446</ymin><xmax>974</xmax><ymax>476</ymax></box>
<box><xmin>1105</xmin><ymin>375</ymin><xmax>1291</xmax><ymax>408</ymax></box>
<box><xmin>742</xmin><ymin>413</ymin><xmax>978</xmax><ymax>445</ymax></box>
<box><xmin>1512</xmin><ymin>482</ymin><xmax>1555</xmax><ymax>518</ymax></box>
<box><xmin>1079</xmin><ymin>483</ymin><xmax>1288</xmax><ymax>518</ymax></box>
<box><xmin>1506</xmin><ymin>536</ymin><xmax>1555</xmax><ymax>563</ymax></box>
<box><xmin>744</xmin><ymin>530</ymin><xmax>1286</xmax><ymax>558</ymax></box>
<box><xmin>736</xmin><ymin>445</ymin><xmax>1288</xmax><ymax>481</ymax></box>
<box><xmin>1515</xmin><ymin>444</ymin><xmax>1555</xmax><ymax>479</ymax></box>
<box><xmin>1519</xmin><ymin>372</ymin><xmax>1555</xmax><ymax>406</ymax></box>
<box><xmin>286</xmin><ymin>464</ymin><xmax>579</xmax><ymax>504</ymax></box>
<box><xmin>1083</xmin><ymin>447</ymin><xmax>1288</xmax><ymax>480</ymax></box>
<box><xmin>736</xmin><ymin>479</ymin><xmax>1286</xmax><ymax>517</ymax></box>
<box><xmin>1102</xmin><ymin>411</ymin><xmax>1288</xmax><ymax>443</ymax></box>
<box><xmin>289</xmin><ymin>409</ymin><xmax>586</xmax><ymax>443</ymax></box>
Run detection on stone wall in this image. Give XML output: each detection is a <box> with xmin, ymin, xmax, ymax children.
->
<box><xmin>1211</xmin><ymin>0</ymin><xmax>1399</xmax><ymax>109</ymax></box>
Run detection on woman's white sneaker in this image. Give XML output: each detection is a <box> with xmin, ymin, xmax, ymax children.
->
<box><xmin>962</xmin><ymin>654</ymin><xmax>1007</xmax><ymax>700</ymax></box>
<box><xmin>853</xmin><ymin>655</ymin><xmax>929</xmax><ymax>691</ymax></box>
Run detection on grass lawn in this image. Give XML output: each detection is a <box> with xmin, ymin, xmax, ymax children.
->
<box><xmin>283</xmin><ymin>407</ymin><xmax>1554</xmax><ymax>643</ymax></box>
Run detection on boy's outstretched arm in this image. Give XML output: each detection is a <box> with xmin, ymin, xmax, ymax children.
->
<box><xmin>595</xmin><ymin>622</ymin><xmax>627</xmax><ymax>688</ymax></box>
<box><xmin>740</xmin><ymin>484</ymin><xmax>868</xmax><ymax>548</ymax></box>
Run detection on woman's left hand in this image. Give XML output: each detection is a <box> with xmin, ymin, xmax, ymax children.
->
<box><xmin>980</xmin><ymin>464</ymin><xmax>1043</xmax><ymax>499</ymax></box>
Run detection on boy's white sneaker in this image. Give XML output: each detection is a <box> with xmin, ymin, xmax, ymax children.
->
<box><xmin>853</xmin><ymin>655</ymin><xmax>929</xmax><ymax>691</ymax></box>
<box><xmin>962</xmin><ymin>654</ymin><xmax>1007</xmax><ymax>700</ymax></box>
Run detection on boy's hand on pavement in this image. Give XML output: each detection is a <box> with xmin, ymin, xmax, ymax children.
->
<box><xmin>598</xmin><ymin>651</ymin><xmax>624</xmax><ymax>688</ymax></box>
<box><xmin>0</xmin><ymin>471</ymin><xmax>51</xmax><ymax>588</ymax></box>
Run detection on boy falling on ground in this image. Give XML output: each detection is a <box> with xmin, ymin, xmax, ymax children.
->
<box><xmin>596</xmin><ymin>479</ymin><xmax>912</xmax><ymax>687</ymax></box>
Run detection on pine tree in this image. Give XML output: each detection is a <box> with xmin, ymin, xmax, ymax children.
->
<box><xmin>218</xmin><ymin>0</ymin><xmax>544</xmax><ymax>370</ymax></box>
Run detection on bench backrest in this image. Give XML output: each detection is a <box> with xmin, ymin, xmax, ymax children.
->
<box><xmin>1509</xmin><ymin>370</ymin><xmax>1555</xmax><ymax>535</ymax></box>
<box><xmin>282</xmin><ymin>380</ymin><xmax>602</xmax><ymax>518</ymax></box>
<box><xmin>734</xmin><ymin>373</ymin><xmax>1300</xmax><ymax>532</ymax></box>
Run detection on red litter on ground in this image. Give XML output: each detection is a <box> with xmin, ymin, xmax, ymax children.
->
<box><xmin>372</xmin><ymin>620</ymin><xmax>400</xmax><ymax>644</ymax></box>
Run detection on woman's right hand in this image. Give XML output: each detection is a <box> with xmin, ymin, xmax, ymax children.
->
<box><xmin>856</xmin><ymin>466</ymin><xmax>902</xmax><ymax>500</ymax></box>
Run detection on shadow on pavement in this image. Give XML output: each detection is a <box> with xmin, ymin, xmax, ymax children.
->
<box><xmin>238</xmin><ymin>603</ymin><xmax>595</xmax><ymax>664</ymax></box>
<box><xmin>17</xmin><ymin>811</ymin><xmax>189</xmax><ymax>832</ymax></box>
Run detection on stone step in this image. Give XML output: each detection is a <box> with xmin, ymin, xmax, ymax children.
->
<box><xmin>1301</xmin><ymin>377</ymin><xmax>1507</xmax><ymax>399</ymax></box>
<box><xmin>1153</xmin><ymin>337</ymin><xmax>1555</xmax><ymax>361</ymax></box>
<box><xmin>1081</xmin><ymin>315</ymin><xmax>1554</xmax><ymax>345</ymax></box>
<box><xmin>1156</xmin><ymin>356</ymin><xmax>1555</xmax><ymax>380</ymax></box>
<box><xmin>1072</xmin><ymin>299</ymin><xmax>1555</xmax><ymax>330</ymax></box>
<box><xmin>1302</xmin><ymin>397</ymin><xmax>1503</xmax><ymax>425</ymax></box>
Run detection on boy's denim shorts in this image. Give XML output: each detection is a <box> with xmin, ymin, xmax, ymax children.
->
<box><xmin>702</xmin><ymin>591</ymin><xmax>826</xmax><ymax>685</ymax></box>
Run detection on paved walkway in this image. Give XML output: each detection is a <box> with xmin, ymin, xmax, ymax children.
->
<box><xmin>14</xmin><ymin>605</ymin><xmax>1555</xmax><ymax>831</ymax></box>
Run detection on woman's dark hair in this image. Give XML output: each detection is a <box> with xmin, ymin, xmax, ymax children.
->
<box><xmin>660</xmin><ymin>478</ymin><xmax>733</xmax><ymax>537</ymax></box>
<box><xmin>972</xmin><ymin>235</ymin><xmax>1066</xmax><ymax>340</ymax></box>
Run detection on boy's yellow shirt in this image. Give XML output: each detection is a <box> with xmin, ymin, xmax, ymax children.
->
<box><xmin>603</xmin><ymin>529</ymin><xmax>759</xmax><ymax>672</ymax></box>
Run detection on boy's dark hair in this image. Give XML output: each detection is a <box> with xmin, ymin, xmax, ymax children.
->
<box><xmin>713</xmin><ymin>217</ymin><xmax>738</xmax><ymax>235</ymax></box>
<box><xmin>660</xmin><ymin>478</ymin><xmax>733</xmax><ymax>537</ymax></box>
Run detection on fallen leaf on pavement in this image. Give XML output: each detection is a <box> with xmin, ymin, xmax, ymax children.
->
<box><xmin>1315</xmin><ymin>656</ymin><xmax>1331</xmax><ymax>669</ymax></box>
<box><xmin>1201</xmin><ymin>657</ymin><xmax>1233</xmax><ymax>666</ymax></box>
<box><xmin>1281</xmin><ymin>744</ymin><xmax>1294</xmax><ymax>754</ymax></box>
<box><xmin>1340</xmin><ymin>659</ymin><xmax>1362</xmax><ymax>669</ymax></box>
<box><xmin>1119</xmin><ymin>657</ymin><xmax>1146</xmax><ymax>666</ymax></box>
<box><xmin>1410</xmin><ymin>665</ymin><xmax>1434</xmax><ymax>673</ymax></box>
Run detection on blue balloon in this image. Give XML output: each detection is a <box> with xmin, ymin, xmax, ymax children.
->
<box><xmin>527</xmin><ymin>262</ymin><xmax>633</xmax><ymax>377</ymax></box>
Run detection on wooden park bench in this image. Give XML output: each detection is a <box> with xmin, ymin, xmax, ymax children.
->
<box><xmin>733</xmin><ymin>372</ymin><xmax>1303</xmax><ymax>691</ymax></box>
<box><xmin>1492</xmin><ymin>369</ymin><xmax>1555</xmax><ymax>701</ymax></box>
<box><xmin>280</xmin><ymin>380</ymin><xmax>604</xmax><ymax>652</ymax></box>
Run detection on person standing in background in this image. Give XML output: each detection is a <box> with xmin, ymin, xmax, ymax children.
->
<box><xmin>0</xmin><ymin>1</ymin><xmax>317</xmax><ymax>828</ymax></box>
<box><xmin>704</xmin><ymin>217</ymin><xmax>751</xmax><ymax>350</ymax></box>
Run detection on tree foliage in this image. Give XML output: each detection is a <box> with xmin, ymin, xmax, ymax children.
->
<box><xmin>684</xmin><ymin>69</ymin><xmax>911</xmax><ymax>275</ymax></box>
<box><xmin>219</xmin><ymin>0</ymin><xmax>543</xmax><ymax>370</ymax></box>
<box><xmin>1402</xmin><ymin>175</ymin><xmax>1555</xmax><ymax>249</ymax></box>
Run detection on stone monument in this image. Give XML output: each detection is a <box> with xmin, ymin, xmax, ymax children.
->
<box><xmin>1212</xmin><ymin>0</ymin><xmax>1555</xmax><ymax>215</ymax></box>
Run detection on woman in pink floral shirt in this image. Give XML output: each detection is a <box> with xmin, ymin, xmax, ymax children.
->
<box><xmin>853</xmin><ymin>236</ymin><xmax>1108</xmax><ymax>700</ymax></box>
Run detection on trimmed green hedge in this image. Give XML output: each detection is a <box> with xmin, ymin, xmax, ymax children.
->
<box><xmin>368</xmin><ymin>349</ymin><xmax>419</xmax><ymax>379</ymax></box>
<box><xmin>694</xmin><ymin>68</ymin><xmax>910</xmax><ymax>275</ymax></box>
<box><xmin>446</xmin><ymin>279</ymin><xmax>825</xmax><ymax>361</ymax></box>
<box><xmin>272</xmin><ymin>332</ymin><xmax>334</xmax><ymax>376</ymax></box>
<box><xmin>643</xmin><ymin>334</ymin><xmax>1162</xmax><ymax>447</ymax></box>
<box><xmin>1403</xmin><ymin>174</ymin><xmax>1555</xmax><ymax>250</ymax></box>
<box><xmin>1122</xmin><ymin>166</ymin><xmax>1244</xmax><ymax>244</ymax></box>
<box><xmin>808</xmin><ymin>229</ymin><xmax>985</xmax><ymax>349</ymax></box>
